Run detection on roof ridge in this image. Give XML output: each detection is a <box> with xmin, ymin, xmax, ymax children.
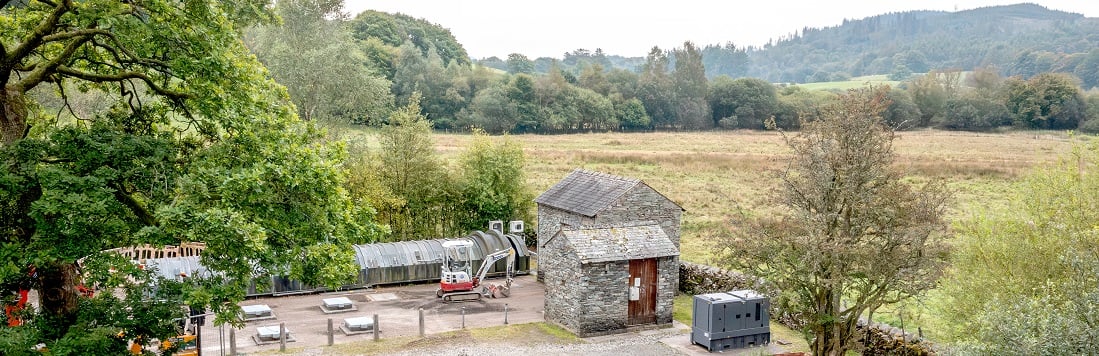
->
<box><xmin>576</xmin><ymin>168</ymin><xmax>640</xmax><ymax>184</ymax></box>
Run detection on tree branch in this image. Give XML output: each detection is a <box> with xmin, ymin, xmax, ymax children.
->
<box><xmin>40</xmin><ymin>28</ymin><xmax>112</xmax><ymax>43</ymax></box>
<box><xmin>86</xmin><ymin>30</ymin><xmax>173</xmax><ymax>72</ymax></box>
<box><xmin>53</xmin><ymin>66</ymin><xmax>190</xmax><ymax>99</ymax></box>
<box><xmin>113</xmin><ymin>182</ymin><xmax>157</xmax><ymax>227</ymax></box>
<box><xmin>13</xmin><ymin>28</ymin><xmax>92</xmax><ymax>92</ymax></box>
<box><xmin>4</xmin><ymin>0</ymin><xmax>72</xmax><ymax>83</ymax></box>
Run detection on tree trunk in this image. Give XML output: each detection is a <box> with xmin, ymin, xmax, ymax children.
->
<box><xmin>38</xmin><ymin>262</ymin><xmax>81</xmax><ymax>331</ymax></box>
<box><xmin>1</xmin><ymin>87</ymin><xmax>29</xmax><ymax>145</ymax></box>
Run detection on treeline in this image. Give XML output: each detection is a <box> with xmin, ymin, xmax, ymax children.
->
<box><xmin>248</xmin><ymin>3</ymin><xmax>1099</xmax><ymax>135</ymax></box>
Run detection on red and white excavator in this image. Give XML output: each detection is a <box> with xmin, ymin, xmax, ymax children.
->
<box><xmin>436</xmin><ymin>240</ymin><xmax>514</xmax><ymax>302</ymax></box>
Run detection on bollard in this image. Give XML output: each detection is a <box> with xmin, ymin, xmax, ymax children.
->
<box><xmin>461</xmin><ymin>307</ymin><xmax>466</xmax><ymax>329</ymax></box>
<box><xmin>504</xmin><ymin>303</ymin><xmax>509</xmax><ymax>325</ymax></box>
<box><xmin>229</xmin><ymin>328</ymin><xmax>236</xmax><ymax>355</ymax></box>
<box><xmin>327</xmin><ymin>318</ymin><xmax>334</xmax><ymax>346</ymax></box>
<box><xmin>418</xmin><ymin>308</ymin><xmax>425</xmax><ymax>337</ymax></box>
<box><xmin>279</xmin><ymin>322</ymin><xmax>286</xmax><ymax>352</ymax></box>
<box><xmin>373</xmin><ymin>314</ymin><xmax>379</xmax><ymax>341</ymax></box>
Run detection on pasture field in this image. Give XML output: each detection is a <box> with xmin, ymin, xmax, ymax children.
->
<box><xmin>429</xmin><ymin>129</ymin><xmax>1077</xmax><ymax>264</ymax></box>
<box><xmin>791</xmin><ymin>74</ymin><xmax>901</xmax><ymax>91</ymax></box>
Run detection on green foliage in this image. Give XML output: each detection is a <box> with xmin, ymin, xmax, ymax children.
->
<box><xmin>349</xmin><ymin>10</ymin><xmax>469</xmax><ymax>68</ymax></box>
<box><xmin>246</xmin><ymin>0</ymin><xmax>394</xmax><ymax>125</ymax></box>
<box><xmin>1080</xmin><ymin>92</ymin><xmax>1099</xmax><ymax>133</ymax></box>
<box><xmin>908</xmin><ymin>70</ymin><xmax>961</xmax><ymax>126</ymax></box>
<box><xmin>639</xmin><ymin>47</ymin><xmax>677</xmax><ymax>129</ymax></box>
<box><xmin>1075</xmin><ymin>49</ymin><xmax>1099</xmax><ymax>90</ymax></box>
<box><xmin>936</xmin><ymin>142</ymin><xmax>1099</xmax><ymax>353</ymax></box>
<box><xmin>673</xmin><ymin>42</ymin><xmax>711</xmax><ymax>130</ymax></box>
<box><xmin>708</xmin><ymin>77</ymin><xmax>778</xmax><ymax>129</ymax></box>
<box><xmin>1</xmin><ymin>0</ymin><xmax>381</xmax><ymax>348</ymax></box>
<box><xmin>456</xmin><ymin>130</ymin><xmax>532</xmax><ymax>231</ymax></box>
<box><xmin>375</xmin><ymin>95</ymin><xmax>454</xmax><ymax>240</ymax></box>
<box><xmin>882</xmin><ymin>88</ymin><xmax>922</xmax><ymax>129</ymax></box>
<box><xmin>613</xmin><ymin>97</ymin><xmax>651</xmax><ymax>130</ymax></box>
<box><xmin>467</xmin><ymin>85</ymin><xmax>520</xmax><ymax>133</ymax></box>
<box><xmin>934</xmin><ymin>93</ymin><xmax>1010</xmax><ymax>131</ymax></box>
<box><xmin>1005</xmin><ymin>73</ymin><xmax>1086</xmax><ymax>129</ymax></box>
<box><xmin>726</xmin><ymin>87</ymin><xmax>951</xmax><ymax>355</ymax></box>
<box><xmin>506</xmin><ymin>53</ymin><xmax>535</xmax><ymax>75</ymax></box>
<box><xmin>772</xmin><ymin>86</ymin><xmax>836</xmax><ymax>129</ymax></box>
<box><xmin>889</xmin><ymin>64</ymin><xmax>914</xmax><ymax>81</ymax></box>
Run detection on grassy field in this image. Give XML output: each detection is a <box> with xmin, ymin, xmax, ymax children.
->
<box><xmin>791</xmin><ymin>74</ymin><xmax>901</xmax><ymax>91</ymax></box>
<box><xmin>428</xmin><ymin>129</ymin><xmax>1077</xmax><ymax>264</ymax></box>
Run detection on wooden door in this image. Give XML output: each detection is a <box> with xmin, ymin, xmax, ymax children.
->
<box><xmin>627</xmin><ymin>258</ymin><xmax>658</xmax><ymax>325</ymax></box>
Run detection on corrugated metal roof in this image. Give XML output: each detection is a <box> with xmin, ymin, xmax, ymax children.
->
<box><xmin>559</xmin><ymin>223</ymin><xmax>679</xmax><ymax>263</ymax></box>
<box><xmin>534</xmin><ymin>169</ymin><xmax>641</xmax><ymax>217</ymax></box>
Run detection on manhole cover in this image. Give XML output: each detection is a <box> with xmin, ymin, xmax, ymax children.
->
<box><xmin>366</xmin><ymin>293</ymin><xmax>399</xmax><ymax>301</ymax></box>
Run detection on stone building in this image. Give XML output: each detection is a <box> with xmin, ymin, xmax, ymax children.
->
<box><xmin>535</xmin><ymin>169</ymin><xmax>683</xmax><ymax>336</ymax></box>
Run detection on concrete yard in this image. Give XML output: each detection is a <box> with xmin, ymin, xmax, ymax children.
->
<box><xmin>197</xmin><ymin>275</ymin><xmax>546</xmax><ymax>355</ymax></box>
<box><xmin>192</xmin><ymin>275</ymin><xmax>793</xmax><ymax>355</ymax></box>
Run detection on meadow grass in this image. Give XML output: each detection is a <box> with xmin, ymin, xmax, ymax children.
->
<box><xmin>424</xmin><ymin>129</ymin><xmax>1073</xmax><ymax>264</ymax></box>
<box><xmin>792</xmin><ymin>75</ymin><xmax>901</xmax><ymax>91</ymax></box>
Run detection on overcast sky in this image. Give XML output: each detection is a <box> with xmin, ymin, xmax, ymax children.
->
<box><xmin>342</xmin><ymin>1</ymin><xmax>1099</xmax><ymax>59</ymax></box>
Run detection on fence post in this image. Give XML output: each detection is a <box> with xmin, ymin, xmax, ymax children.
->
<box><xmin>504</xmin><ymin>303</ymin><xmax>509</xmax><ymax>325</ymax></box>
<box><xmin>228</xmin><ymin>328</ymin><xmax>236</xmax><ymax>355</ymax></box>
<box><xmin>373</xmin><ymin>314</ymin><xmax>380</xmax><ymax>341</ymax></box>
<box><xmin>418</xmin><ymin>308</ymin><xmax>425</xmax><ymax>337</ymax></box>
<box><xmin>327</xmin><ymin>318</ymin><xmax>334</xmax><ymax>346</ymax></box>
<box><xmin>279</xmin><ymin>322</ymin><xmax>286</xmax><ymax>352</ymax></box>
<box><xmin>461</xmin><ymin>307</ymin><xmax>466</xmax><ymax>329</ymax></box>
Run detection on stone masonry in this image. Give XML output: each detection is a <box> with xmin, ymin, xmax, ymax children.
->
<box><xmin>535</xmin><ymin>169</ymin><xmax>684</xmax><ymax>337</ymax></box>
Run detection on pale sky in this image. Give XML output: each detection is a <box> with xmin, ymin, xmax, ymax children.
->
<box><xmin>342</xmin><ymin>1</ymin><xmax>1099</xmax><ymax>59</ymax></box>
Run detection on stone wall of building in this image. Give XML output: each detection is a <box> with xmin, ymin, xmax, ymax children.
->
<box><xmin>575</xmin><ymin>260</ymin><xmax>629</xmax><ymax>336</ymax></box>
<box><xmin>535</xmin><ymin>205</ymin><xmax>580</xmax><ymax>282</ymax></box>
<box><xmin>592</xmin><ymin>184</ymin><xmax>683</xmax><ymax>246</ymax></box>
<box><xmin>655</xmin><ymin>256</ymin><xmax>679</xmax><ymax>325</ymax></box>
<box><xmin>540</xmin><ymin>229</ymin><xmax>580</xmax><ymax>332</ymax></box>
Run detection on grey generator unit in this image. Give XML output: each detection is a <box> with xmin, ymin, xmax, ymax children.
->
<box><xmin>691</xmin><ymin>290</ymin><xmax>770</xmax><ymax>352</ymax></box>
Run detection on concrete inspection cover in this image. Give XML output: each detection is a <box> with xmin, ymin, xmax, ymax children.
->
<box><xmin>366</xmin><ymin>293</ymin><xmax>399</xmax><ymax>301</ymax></box>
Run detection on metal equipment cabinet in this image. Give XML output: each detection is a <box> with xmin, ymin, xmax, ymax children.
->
<box><xmin>691</xmin><ymin>290</ymin><xmax>770</xmax><ymax>352</ymax></box>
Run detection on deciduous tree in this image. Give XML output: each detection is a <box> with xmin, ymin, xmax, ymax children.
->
<box><xmin>246</xmin><ymin>0</ymin><xmax>393</xmax><ymax>125</ymax></box>
<box><xmin>1</xmin><ymin>0</ymin><xmax>380</xmax><ymax>348</ymax></box>
<box><xmin>456</xmin><ymin>130</ymin><xmax>532</xmax><ymax>232</ymax></box>
<box><xmin>726</xmin><ymin>87</ymin><xmax>951</xmax><ymax>355</ymax></box>
<box><xmin>673</xmin><ymin>41</ymin><xmax>711</xmax><ymax>129</ymax></box>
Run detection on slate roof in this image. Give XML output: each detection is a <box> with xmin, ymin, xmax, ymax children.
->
<box><xmin>534</xmin><ymin>169</ymin><xmax>643</xmax><ymax>217</ymax></box>
<box><xmin>554</xmin><ymin>223</ymin><xmax>679</xmax><ymax>263</ymax></box>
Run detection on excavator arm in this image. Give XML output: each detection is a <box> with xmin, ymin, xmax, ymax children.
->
<box><xmin>474</xmin><ymin>248</ymin><xmax>515</xmax><ymax>286</ymax></box>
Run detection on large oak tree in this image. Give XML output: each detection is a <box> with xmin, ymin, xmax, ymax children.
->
<box><xmin>1</xmin><ymin>0</ymin><xmax>380</xmax><ymax>350</ymax></box>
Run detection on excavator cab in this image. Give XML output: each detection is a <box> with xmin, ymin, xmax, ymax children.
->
<box><xmin>437</xmin><ymin>240</ymin><xmax>515</xmax><ymax>302</ymax></box>
<box><xmin>438</xmin><ymin>240</ymin><xmax>475</xmax><ymax>297</ymax></box>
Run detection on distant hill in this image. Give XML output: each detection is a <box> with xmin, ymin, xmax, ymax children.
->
<box><xmin>729</xmin><ymin>3</ymin><xmax>1099</xmax><ymax>82</ymax></box>
<box><xmin>489</xmin><ymin>4</ymin><xmax>1099</xmax><ymax>84</ymax></box>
